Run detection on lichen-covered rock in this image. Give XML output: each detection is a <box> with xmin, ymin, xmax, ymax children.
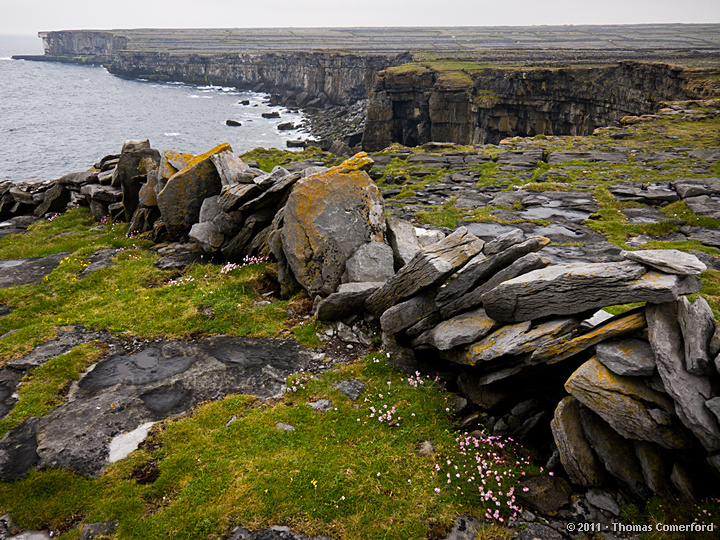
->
<box><xmin>157</xmin><ymin>143</ymin><xmax>230</xmax><ymax>240</ymax></box>
<box><xmin>441</xmin><ymin>317</ymin><xmax>580</xmax><ymax>367</ymax></box>
<box><xmin>156</xmin><ymin>150</ymin><xmax>195</xmax><ymax>192</ymax></box>
<box><xmin>482</xmin><ymin>261</ymin><xmax>701</xmax><ymax>322</ymax></box>
<box><xmin>531</xmin><ymin>308</ymin><xmax>647</xmax><ymax>364</ymax></box>
<box><xmin>281</xmin><ymin>153</ymin><xmax>386</xmax><ymax>296</ymax></box>
<box><xmin>565</xmin><ymin>358</ymin><xmax>692</xmax><ymax>449</ymax></box>
<box><xmin>551</xmin><ymin>397</ymin><xmax>605</xmax><ymax>487</ymax></box>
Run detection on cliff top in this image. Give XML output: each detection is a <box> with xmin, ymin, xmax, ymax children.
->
<box><xmin>39</xmin><ymin>24</ymin><xmax>720</xmax><ymax>65</ymax></box>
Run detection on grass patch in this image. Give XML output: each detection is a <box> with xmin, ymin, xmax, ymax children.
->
<box><xmin>239</xmin><ymin>146</ymin><xmax>334</xmax><ymax>172</ymax></box>
<box><xmin>0</xmin><ymin>342</ymin><xmax>107</xmax><ymax>438</ymax></box>
<box><xmin>0</xmin><ymin>210</ymin><xmax>299</xmax><ymax>363</ymax></box>
<box><xmin>416</xmin><ymin>197</ymin><xmax>465</xmax><ymax>229</ymax></box>
<box><xmin>0</xmin><ymin>354</ymin><xmax>533</xmax><ymax>539</ymax></box>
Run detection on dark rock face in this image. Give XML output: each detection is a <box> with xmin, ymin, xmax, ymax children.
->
<box><xmin>363</xmin><ymin>62</ymin><xmax>699</xmax><ymax>150</ymax></box>
<box><xmin>0</xmin><ymin>252</ymin><xmax>70</xmax><ymax>288</ymax></box>
<box><xmin>0</xmin><ymin>336</ymin><xmax>319</xmax><ymax>479</ymax></box>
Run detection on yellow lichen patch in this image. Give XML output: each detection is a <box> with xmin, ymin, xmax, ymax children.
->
<box><xmin>565</xmin><ymin>357</ymin><xmax>692</xmax><ymax>449</ymax></box>
<box><xmin>177</xmin><ymin>142</ymin><xmax>232</xmax><ymax>175</ymax></box>
<box><xmin>331</xmin><ymin>152</ymin><xmax>374</xmax><ymax>174</ymax></box>
<box><xmin>533</xmin><ymin>310</ymin><xmax>646</xmax><ymax>364</ymax></box>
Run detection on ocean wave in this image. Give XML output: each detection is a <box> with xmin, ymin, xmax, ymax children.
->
<box><xmin>164</xmin><ymin>132</ymin><xmax>181</xmax><ymax>137</ymax></box>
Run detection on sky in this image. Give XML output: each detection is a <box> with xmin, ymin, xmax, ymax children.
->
<box><xmin>1</xmin><ymin>0</ymin><xmax>720</xmax><ymax>36</ymax></box>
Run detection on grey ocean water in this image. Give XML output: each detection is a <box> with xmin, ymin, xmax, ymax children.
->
<box><xmin>0</xmin><ymin>35</ymin><xmax>309</xmax><ymax>183</ymax></box>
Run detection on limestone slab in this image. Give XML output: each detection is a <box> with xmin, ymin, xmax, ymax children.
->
<box><xmin>677</xmin><ymin>296</ymin><xmax>715</xmax><ymax>375</ymax></box>
<box><xmin>622</xmin><ymin>249</ymin><xmax>706</xmax><ymax>275</ymax></box>
<box><xmin>482</xmin><ymin>261</ymin><xmax>700</xmax><ymax>322</ymax></box>
<box><xmin>596</xmin><ymin>338</ymin><xmax>656</xmax><ymax>377</ymax></box>
<box><xmin>410</xmin><ymin>307</ymin><xmax>499</xmax><ymax>350</ymax></box>
<box><xmin>550</xmin><ymin>397</ymin><xmax>606</xmax><ymax>487</ymax></box>
<box><xmin>565</xmin><ymin>358</ymin><xmax>692</xmax><ymax>449</ymax></box>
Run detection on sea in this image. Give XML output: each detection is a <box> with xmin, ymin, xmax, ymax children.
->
<box><xmin>0</xmin><ymin>35</ymin><xmax>309</xmax><ymax>184</ymax></box>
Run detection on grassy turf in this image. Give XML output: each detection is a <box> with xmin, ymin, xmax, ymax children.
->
<box><xmin>0</xmin><ymin>354</ymin><xmax>533</xmax><ymax>539</ymax></box>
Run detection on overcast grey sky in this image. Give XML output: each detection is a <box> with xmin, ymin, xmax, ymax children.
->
<box><xmin>2</xmin><ymin>0</ymin><xmax>719</xmax><ymax>36</ymax></box>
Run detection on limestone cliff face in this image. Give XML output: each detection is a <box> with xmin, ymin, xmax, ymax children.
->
<box><xmin>35</xmin><ymin>30</ymin><xmax>410</xmax><ymax>105</ymax></box>
<box><xmin>362</xmin><ymin>62</ymin><xmax>710</xmax><ymax>150</ymax></box>
<box><xmin>109</xmin><ymin>50</ymin><xmax>410</xmax><ymax>105</ymax></box>
<box><xmin>39</xmin><ymin>30</ymin><xmax>128</xmax><ymax>58</ymax></box>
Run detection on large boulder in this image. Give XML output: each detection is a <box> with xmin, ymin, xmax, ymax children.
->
<box><xmin>157</xmin><ymin>143</ymin><xmax>230</xmax><ymax>240</ymax></box>
<box><xmin>280</xmin><ymin>153</ymin><xmax>385</xmax><ymax>296</ymax></box>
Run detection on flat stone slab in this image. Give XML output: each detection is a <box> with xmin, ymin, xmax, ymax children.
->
<box><xmin>482</xmin><ymin>261</ymin><xmax>701</xmax><ymax>322</ymax></box>
<box><xmin>0</xmin><ymin>336</ymin><xmax>319</xmax><ymax>479</ymax></box>
<box><xmin>623</xmin><ymin>249</ymin><xmax>706</xmax><ymax>275</ymax></box>
<box><xmin>680</xmin><ymin>226</ymin><xmax>720</xmax><ymax>248</ymax></box>
<box><xmin>0</xmin><ymin>252</ymin><xmax>70</xmax><ymax>288</ymax></box>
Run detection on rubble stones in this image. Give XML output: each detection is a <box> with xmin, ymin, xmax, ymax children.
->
<box><xmin>366</xmin><ymin>227</ymin><xmax>484</xmax><ymax>316</ymax></box>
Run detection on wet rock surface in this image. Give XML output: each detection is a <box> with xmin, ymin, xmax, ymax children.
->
<box><xmin>0</xmin><ymin>252</ymin><xmax>69</xmax><ymax>288</ymax></box>
<box><xmin>0</xmin><ymin>336</ymin><xmax>320</xmax><ymax>479</ymax></box>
